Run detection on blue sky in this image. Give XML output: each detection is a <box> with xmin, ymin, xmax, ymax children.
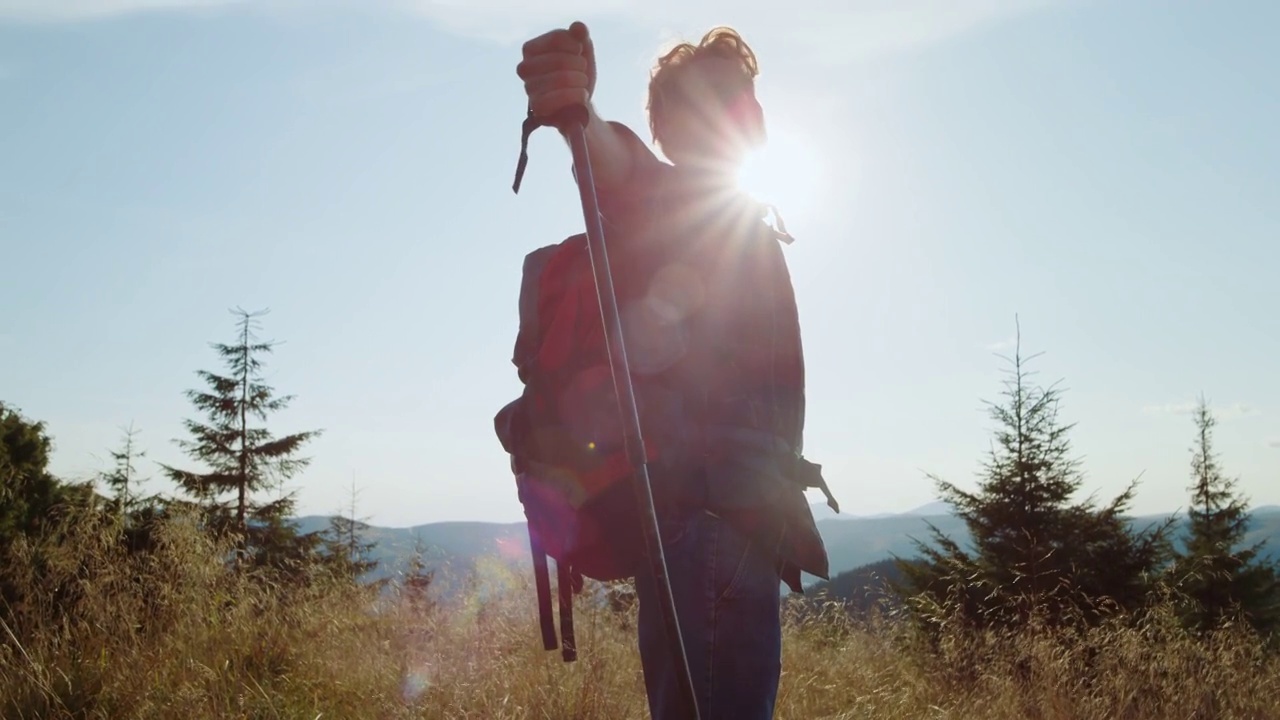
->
<box><xmin>2</xmin><ymin>0</ymin><xmax>1277</xmax><ymax>527</ymax></box>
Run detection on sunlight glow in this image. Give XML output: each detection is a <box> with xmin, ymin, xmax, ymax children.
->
<box><xmin>735</xmin><ymin>122</ymin><xmax>827</xmax><ymax>228</ymax></box>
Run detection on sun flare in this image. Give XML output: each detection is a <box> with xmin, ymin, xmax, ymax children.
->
<box><xmin>735</xmin><ymin>122</ymin><xmax>826</xmax><ymax>226</ymax></box>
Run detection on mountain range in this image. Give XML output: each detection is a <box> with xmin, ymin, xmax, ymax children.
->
<box><xmin>299</xmin><ymin>501</ymin><xmax>1280</xmax><ymax>593</ymax></box>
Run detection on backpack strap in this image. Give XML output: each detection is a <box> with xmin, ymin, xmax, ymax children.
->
<box><xmin>513</xmin><ymin>107</ymin><xmax>536</xmax><ymax>194</ymax></box>
<box><xmin>794</xmin><ymin>455</ymin><xmax>839</xmax><ymax>514</ymax></box>
<box><xmin>557</xmin><ymin>560</ymin><xmax>577</xmax><ymax>662</ymax></box>
<box><xmin>762</xmin><ymin>203</ymin><xmax>795</xmax><ymax>245</ymax></box>
<box><xmin>529</xmin><ymin>524</ymin><xmax>557</xmax><ymax>652</ymax></box>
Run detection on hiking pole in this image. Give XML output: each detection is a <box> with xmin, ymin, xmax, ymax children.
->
<box><xmin>513</xmin><ymin>100</ymin><xmax>701</xmax><ymax>720</ymax></box>
<box><xmin>561</xmin><ymin>103</ymin><xmax>700</xmax><ymax>720</ymax></box>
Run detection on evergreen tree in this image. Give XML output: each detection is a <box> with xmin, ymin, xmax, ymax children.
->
<box><xmin>159</xmin><ymin>308</ymin><xmax>323</xmax><ymax>574</ymax></box>
<box><xmin>322</xmin><ymin>478</ymin><xmax>380</xmax><ymax>584</ymax></box>
<box><xmin>1169</xmin><ymin>396</ymin><xmax>1280</xmax><ymax>636</ymax></box>
<box><xmin>0</xmin><ymin>402</ymin><xmax>90</xmax><ymax>540</ymax></box>
<box><xmin>400</xmin><ymin>532</ymin><xmax>436</xmax><ymax>615</ymax></box>
<box><xmin>99</xmin><ymin>421</ymin><xmax>148</xmax><ymax>517</ymax></box>
<box><xmin>0</xmin><ymin>402</ymin><xmax>97</xmax><ymax>624</ymax></box>
<box><xmin>95</xmin><ymin>421</ymin><xmax>173</xmax><ymax>557</ymax></box>
<box><xmin>898</xmin><ymin>323</ymin><xmax>1171</xmax><ymax>631</ymax></box>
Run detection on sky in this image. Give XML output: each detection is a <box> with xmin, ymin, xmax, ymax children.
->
<box><xmin>2</xmin><ymin>0</ymin><xmax>1277</xmax><ymax>528</ymax></box>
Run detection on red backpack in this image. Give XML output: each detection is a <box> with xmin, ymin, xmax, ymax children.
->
<box><xmin>494</xmin><ymin>230</ymin><xmax>681</xmax><ymax>585</ymax></box>
<box><xmin>492</xmin><ymin>228</ymin><xmax>664</xmax><ymax>660</ymax></box>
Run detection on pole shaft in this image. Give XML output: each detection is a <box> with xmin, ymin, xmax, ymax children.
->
<box><xmin>562</xmin><ymin>117</ymin><xmax>701</xmax><ymax>720</ymax></box>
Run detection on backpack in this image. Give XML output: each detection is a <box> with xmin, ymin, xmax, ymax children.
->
<box><xmin>492</xmin><ymin>230</ymin><xmax>661</xmax><ymax>660</ymax></box>
<box><xmin>494</xmin><ymin>231</ymin><xmax>668</xmax><ymax>583</ymax></box>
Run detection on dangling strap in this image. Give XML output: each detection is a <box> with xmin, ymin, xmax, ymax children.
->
<box><xmin>557</xmin><ymin>560</ymin><xmax>577</xmax><ymax>662</ymax></box>
<box><xmin>795</xmin><ymin>456</ymin><xmax>839</xmax><ymax>513</ymax></box>
<box><xmin>513</xmin><ymin>106</ymin><xmax>546</xmax><ymax>194</ymax></box>
<box><xmin>529</xmin><ymin>528</ymin><xmax>558</xmax><ymax>651</ymax></box>
<box><xmin>763</xmin><ymin>203</ymin><xmax>796</xmax><ymax>245</ymax></box>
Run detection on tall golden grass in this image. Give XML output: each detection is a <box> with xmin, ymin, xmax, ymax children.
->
<box><xmin>2</xmin><ymin>512</ymin><xmax>1278</xmax><ymax>719</ymax></box>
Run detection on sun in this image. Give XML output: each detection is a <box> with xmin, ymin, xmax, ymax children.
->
<box><xmin>735</xmin><ymin>121</ymin><xmax>826</xmax><ymax>226</ymax></box>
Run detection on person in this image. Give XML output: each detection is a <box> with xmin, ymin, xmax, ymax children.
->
<box><xmin>515</xmin><ymin>22</ymin><xmax>832</xmax><ymax>719</ymax></box>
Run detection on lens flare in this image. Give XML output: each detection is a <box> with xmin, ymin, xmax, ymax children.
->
<box><xmin>735</xmin><ymin>123</ymin><xmax>824</xmax><ymax>224</ymax></box>
<box><xmin>400</xmin><ymin>663</ymin><xmax>431</xmax><ymax>703</ymax></box>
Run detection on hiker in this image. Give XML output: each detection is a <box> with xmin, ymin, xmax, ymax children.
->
<box><xmin>507</xmin><ymin>22</ymin><xmax>832</xmax><ymax>719</ymax></box>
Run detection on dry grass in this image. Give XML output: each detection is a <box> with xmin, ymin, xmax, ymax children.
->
<box><xmin>2</xmin><ymin>513</ymin><xmax>1278</xmax><ymax>719</ymax></box>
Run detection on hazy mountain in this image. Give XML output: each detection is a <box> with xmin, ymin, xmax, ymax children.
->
<box><xmin>807</xmin><ymin>499</ymin><xmax>948</xmax><ymax>522</ymax></box>
<box><xmin>800</xmin><ymin>558</ymin><xmax>913</xmax><ymax>615</ymax></box>
<box><xmin>813</xmin><ymin>512</ymin><xmax>970</xmax><ymax>582</ymax></box>
<box><xmin>296</xmin><ymin>516</ymin><xmax>530</xmax><ymax>590</ymax></box>
<box><xmin>298</xmin><ymin>503</ymin><xmax>1280</xmax><ymax>591</ymax></box>
<box><xmin>806</xmin><ymin>508</ymin><xmax>1280</xmax><ymax>605</ymax></box>
<box><xmin>902</xmin><ymin>500</ymin><xmax>952</xmax><ymax>516</ymax></box>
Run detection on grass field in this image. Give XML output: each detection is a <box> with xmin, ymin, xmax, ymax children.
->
<box><xmin>3</xmin><ymin>514</ymin><xmax>1278</xmax><ymax>720</ymax></box>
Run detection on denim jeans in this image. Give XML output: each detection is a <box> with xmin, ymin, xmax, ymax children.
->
<box><xmin>634</xmin><ymin>507</ymin><xmax>782</xmax><ymax>719</ymax></box>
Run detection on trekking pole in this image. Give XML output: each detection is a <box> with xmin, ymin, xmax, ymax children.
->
<box><xmin>511</xmin><ymin>100</ymin><xmax>702</xmax><ymax>719</ymax></box>
<box><xmin>559</xmin><ymin>103</ymin><xmax>700</xmax><ymax>720</ymax></box>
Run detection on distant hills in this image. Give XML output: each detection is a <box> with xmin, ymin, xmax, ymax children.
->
<box><xmin>297</xmin><ymin>502</ymin><xmax>1280</xmax><ymax>595</ymax></box>
<box><xmin>808</xmin><ymin>500</ymin><xmax>952</xmax><ymax>522</ymax></box>
<box><xmin>293</xmin><ymin>516</ymin><xmax>530</xmax><ymax>592</ymax></box>
<box><xmin>805</xmin><ymin>504</ymin><xmax>1280</xmax><ymax>606</ymax></box>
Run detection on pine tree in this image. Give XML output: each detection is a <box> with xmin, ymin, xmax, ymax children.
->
<box><xmin>159</xmin><ymin>308</ymin><xmax>323</xmax><ymax>574</ymax></box>
<box><xmin>322</xmin><ymin>478</ymin><xmax>380</xmax><ymax>584</ymax></box>
<box><xmin>1169</xmin><ymin>396</ymin><xmax>1280</xmax><ymax>636</ymax></box>
<box><xmin>898</xmin><ymin>322</ymin><xmax>1171</xmax><ymax>631</ymax></box>
<box><xmin>400</xmin><ymin>532</ymin><xmax>436</xmax><ymax>616</ymax></box>
<box><xmin>95</xmin><ymin>421</ymin><xmax>171</xmax><ymax>557</ymax></box>
<box><xmin>99</xmin><ymin>422</ymin><xmax>148</xmax><ymax>517</ymax></box>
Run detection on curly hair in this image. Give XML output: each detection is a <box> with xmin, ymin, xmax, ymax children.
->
<box><xmin>646</xmin><ymin>26</ymin><xmax>760</xmax><ymax>149</ymax></box>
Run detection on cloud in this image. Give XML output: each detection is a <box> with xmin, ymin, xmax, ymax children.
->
<box><xmin>1269</xmin><ymin>439</ymin><xmax>1280</xmax><ymax>449</ymax></box>
<box><xmin>1143</xmin><ymin>402</ymin><xmax>1198</xmax><ymax>417</ymax></box>
<box><xmin>771</xmin><ymin>0</ymin><xmax>1066</xmax><ymax>65</ymax></box>
<box><xmin>1</xmin><ymin>0</ymin><xmax>1068</xmax><ymax>65</ymax></box>
<box><xmin>0</xmin><ymin>0</ymin><xmax>249</xmax><ymax>23</ymax></box>
<box><xmin>1204</xmin><ymin>403</ymin><xmax>1258</xmax><ymax>420</ymax></box>
<box><xmin>1143</xmin><ymin>401</ymin><xmax>1261</xmax><ymax>421</ymax></box>
<box><xmin>397</xmin><ymin>0</ymin><xmax>1066</xmax><ymax>63</ymax></box>
<box><xmin>986</xmin><ymin>335</ymin><xmax>1018</xmax><ymax>352</ymax></box>
<box><xmin>292</xmin><ymin>57</ymin><xmax>453</xmax><ymax>107</ymax></box>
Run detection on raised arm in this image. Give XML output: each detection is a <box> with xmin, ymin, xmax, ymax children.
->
<box><xmin>518</xmin><ymin>22</ymin><xmax>637</xmax><ymax>193</ymax></box>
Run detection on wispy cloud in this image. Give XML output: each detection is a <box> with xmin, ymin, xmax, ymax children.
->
<box><xmin>2</xmin><ymin>0</ymin><xmax>1068</xmax><ymax>65</ymax></box>
<box><xmin>986</xmin><ymin>335</ymin><xmax>1018</xmax><ymax>352</ymax></box>
<box><xmin>770</xmin><ymin>0</ymin><xmax>1066</xmax><ymax>65</ymax></box>
<box><xmin>1143</xmin><ymin>401</ymin><xmax>1261</xmax><ymax>421</ymax></box>
<box><xmin>399</xmin><ymin>0</ymin><xmax>1067</xmax><ymax>62</ymax></box>
<box><xmin>1269</xmin><ymin>438</ymin><xmax>1280</xmax><ymax>449</ymax></box>
<box><xmin>0</xmin><ymin>0</ymin><xmax>249</xmax><ymax>23</ymax></box>
<box><xmin>292</xmin><ymin>58</ymin><xmax>453</xmax><ymax>107</ymax></box>
<box><xmin>1143</xmin><ymin>401</ymin><xmax>1198</xmax><ymax>417</ymax></box>
<box><xmin>1208</xmin><ymin>403</ymin><xmax>1258</xmax><ymax>421</ymax></box>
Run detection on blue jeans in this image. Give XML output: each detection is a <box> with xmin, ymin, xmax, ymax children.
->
<box><xmin>634</xmin><ymin>508</ymin><xmax>782</xmax><ymax>719</ymax></box>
